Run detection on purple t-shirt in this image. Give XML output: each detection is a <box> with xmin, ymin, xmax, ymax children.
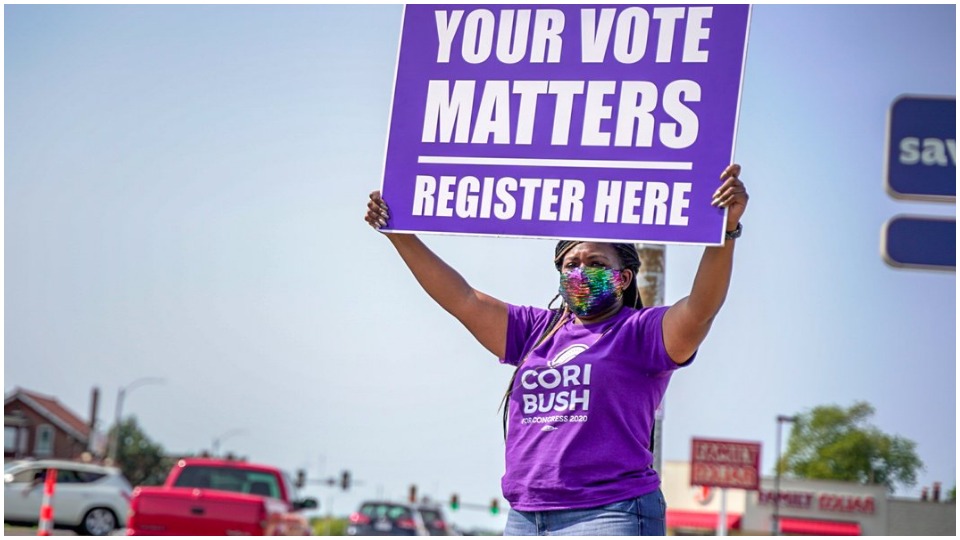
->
<box><xmin>500</xmin><ymin>304</ymin><xmax>692</xmax><ymax>511</ymax></box>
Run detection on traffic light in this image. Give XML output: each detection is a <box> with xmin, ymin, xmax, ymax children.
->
<box><xmin>340</xmin><ymin>470</ymin><xmax>351</xmax><ymax>490</ymax></box>
<box><xmin>490</xmin><ymin>498</ymin><xmax>500</xmax><ymax>515</ymax></box>
<box><xmin>450</xmin><ymin>493</ymin><xmax>460</xmax><ymax>511</ymax></box>
<box><xmin>295</xmin><ymin>469</ymin><xmax>306</xmax><ymax>488</ymax></box>
<box><xmin>409</xmin><ymin>485</ymin><xmax>418</xmax><ymax>503</ymax></box>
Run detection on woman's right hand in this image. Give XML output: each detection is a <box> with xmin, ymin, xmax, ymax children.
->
<box><xmin>365</xmin><ymin>190</ymin><xmax>390</xmax><ymax>231</ymax></box>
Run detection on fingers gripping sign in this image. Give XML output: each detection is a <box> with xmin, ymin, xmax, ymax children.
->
<box><xmin>711</xmin><ymin>163</ymin><xmax>749</xmax><ymax>231</ymax></box>
<box><xmin>365</xmin><ymin>190</ymin><xmax>391</xmax><ymax>231</ymax></box>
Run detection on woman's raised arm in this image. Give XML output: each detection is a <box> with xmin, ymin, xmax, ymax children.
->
<box><xmin>366</xmin><ymin>190</ymin><xmax>509</xmax><ymax>358</ymax></box>
<box><xmin>662</xmin><ymin>164</ymin><xmax>749</xmax><ymax>364</ymax></box>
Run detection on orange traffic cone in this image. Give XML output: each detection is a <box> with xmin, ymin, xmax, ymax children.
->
<box><xmin>37</xmin><ymin>468</ymin><xmax>57</xmax><ymax>536</ymax></box>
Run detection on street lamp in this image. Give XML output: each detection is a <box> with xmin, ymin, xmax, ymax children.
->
<box><xmin>108</xmin><ymin>377</ymin><xmax>165</xmax><ymax>463</ymax></box>
<box><xmin>212</xmin><ymin>429</ymin><xmax>247</xmax><ymax>457</ymax></box>
<box><xmin>772</xmin><ymin>414</ymin><xmax>797</xmax><ymax>535</ymax></box>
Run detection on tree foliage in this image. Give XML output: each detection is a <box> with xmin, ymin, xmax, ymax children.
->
<box><xmin>780</xmin><ymin>401</ymin><xmax>923</xmax><ymax>491</ymax></box>
<box><xmin>109</xmin><ymin>416</ymin><xmax>175</xmax><ymax>486</ymax></box>
<box><xmin>311</xmin><ymin>517</ymin><xmax>349</xmax><ymax>536</ymax></box>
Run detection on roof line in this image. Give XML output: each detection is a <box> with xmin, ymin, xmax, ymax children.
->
<box><xmin>8</xmin><ymin>390</ymin><xmax>89</xmax><ymax>443</ymax></box>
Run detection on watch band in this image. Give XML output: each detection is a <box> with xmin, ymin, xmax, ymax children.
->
<box><xmin>725</xmin><ymin>222</ymin><xmax>743</xmax><ymax>240</ymax></box>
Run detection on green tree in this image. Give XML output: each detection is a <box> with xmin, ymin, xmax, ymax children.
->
<box><xmin>311</xmin><ymin>517</ymin><xmax>348</xmax><ymax>536</ymax></box>
<box><xmin>109</xmin><ymin>417</ymin><xmax>173</xmax><ymax>486</ymax></box>
<box><xmin>780</xmin><ymin>402</ymin><xmax>923</xmax><ymax>491</ymax></box>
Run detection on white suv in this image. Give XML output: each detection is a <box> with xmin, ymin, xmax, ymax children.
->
<box><xmin>4</xmin><ymin>459</ymin><xmax>132</xmax><ymax>535</ymax></box>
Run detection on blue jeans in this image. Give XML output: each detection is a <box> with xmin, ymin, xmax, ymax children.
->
<box><xmin>503</xmin><ymin>490</ymin><xmax>666</xmax><ymax>536</ymax></box>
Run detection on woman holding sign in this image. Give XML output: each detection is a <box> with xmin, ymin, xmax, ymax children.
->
<box><xmin>365</xmin><ymin>164</ymin><xmax>748</xmax><ymax>536</ymax></box>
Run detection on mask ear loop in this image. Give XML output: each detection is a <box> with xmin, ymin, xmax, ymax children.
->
<box><xmin>620</xmin><ymin>267</ymin><xmax>643</xmax><ymax>309</ymax></box>
<box><xmin>618</xmin><ymin>268</ymin><xmax>630</xmax><ymax>304</ymax></box>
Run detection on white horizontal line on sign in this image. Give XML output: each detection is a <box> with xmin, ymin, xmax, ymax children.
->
<box><xmin>418</xmin><ymin>155</ymin><xmax>693</xmax><ymax>170</ymax></box>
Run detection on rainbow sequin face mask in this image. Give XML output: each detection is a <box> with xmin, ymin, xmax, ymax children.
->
<box><xmin>559</xmin><ymin>266</ymin><xmax>625</xmax><ymax>318</ymax></box>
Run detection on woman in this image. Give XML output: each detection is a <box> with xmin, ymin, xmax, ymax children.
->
<box><xmin>364</xmin><ymin>164</ymin><xmax>748</xmax><ymax>536</ymax></box>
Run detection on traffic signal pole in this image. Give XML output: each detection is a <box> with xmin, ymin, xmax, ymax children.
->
<box><xmin>304</xmin><ymin>468</ymin><xmax>354</xmax><ymax>535</ymax></box>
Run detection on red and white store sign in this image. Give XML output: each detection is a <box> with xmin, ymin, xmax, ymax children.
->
<box><xmin>690</xmin><ymin>438</ymin><xmax>762</xmax><ymax>490</ymax></box>
<box><xmin>758</xmin><ymin>489</ymin><xmax>876</xmax><ymax>515</ymax></box>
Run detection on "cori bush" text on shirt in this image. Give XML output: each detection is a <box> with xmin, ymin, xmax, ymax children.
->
<box><xmin>520</xmin><ymin>364</ymin><xmax>592</xmax><ymax>414</ymax></box>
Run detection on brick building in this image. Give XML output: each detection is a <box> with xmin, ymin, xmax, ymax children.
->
<box><xmin>4</xmin><ymin>388</ymin><xmax>93</xmax><ymax>461</ymax></box>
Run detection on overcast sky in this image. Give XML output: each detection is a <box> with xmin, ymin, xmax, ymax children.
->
<box><xmin>5</xmin><ymin>4</ymin><xmax>955</xmax><ymax>531</ymax></box>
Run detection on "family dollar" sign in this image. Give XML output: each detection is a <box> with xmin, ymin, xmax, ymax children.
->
<box><xmin>380</xmin><ymin>5</ymin><xmax>751</xmax><ymax>245</ymax></box>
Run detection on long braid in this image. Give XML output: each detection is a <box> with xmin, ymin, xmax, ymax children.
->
<box><xmin>499</xmin><ymin>298</ymin><xmax>567</xmax><ymax>439</ymax></box>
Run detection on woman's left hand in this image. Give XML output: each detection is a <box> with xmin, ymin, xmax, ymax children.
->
<box><xmin>712</xmin><ymin>163</ymin><xmax>749</xmax><ymax>230</ymax></box>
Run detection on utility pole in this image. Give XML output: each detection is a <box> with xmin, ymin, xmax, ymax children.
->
<box><xmin>108</xmin><ymin>377</ymin><xmax>164</xmax><ymax>464</ymax></box>
<box><xmin>773</xmin><ymin>415</ymin><xmax>797</xmax><ymax>535</ymax></box>
<box><xmin>212</xmin><ymin>429</ymin><xmax>247</xmax><ymax>457</ymax></box>
<box><xmin>636</xmin><ymin>243</ymin><xmax>665</xmax><ymax>476</ymax></box>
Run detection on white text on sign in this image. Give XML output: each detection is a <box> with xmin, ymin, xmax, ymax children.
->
<box><xmin>898</xmin><ymin>137</ymin><xmax>956</xmax><ymax>167</ymax></box>
<box><xmin>412</xmin><ymin>174</ymin><xmax>691</xmax><ymax>225</ymax></box>
<box><xmin>422</xmin><ymin>80</ymin><xmax>700</xmax><ymax>148</ymax></box>
<box><xmin>433</xmin><ymin>8</ymin><xmax>713</xmax><ymax>64</ymax></box>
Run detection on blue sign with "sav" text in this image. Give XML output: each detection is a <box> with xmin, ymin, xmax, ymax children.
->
<box><xmin>886</xmin><ymin>95</ymin><xmax>956</xmax><ymax>202</ymax></box>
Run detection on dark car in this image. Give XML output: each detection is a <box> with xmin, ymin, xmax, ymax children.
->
<box><xmin>347</xmin><ymin>500</ymin><xmax>452</xmax><ymax>536</ymax></box>
<box><xmin>417</xmin><ymin>504</ymin><xmax>452</xmax><ymax>536</ymax></box>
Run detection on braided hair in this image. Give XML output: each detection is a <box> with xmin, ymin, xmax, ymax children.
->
<box><xmin>499</xmin><ymin>241</ymin><xmax>644</xmax><ymax>438</ymax></box>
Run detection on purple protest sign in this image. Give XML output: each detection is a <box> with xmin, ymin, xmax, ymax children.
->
<box><xmin>380</xmin><ymin>5</ymin><xmax>750</xmax><ymax>245</ymax></box>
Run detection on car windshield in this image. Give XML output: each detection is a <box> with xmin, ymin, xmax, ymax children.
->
<box><xmin>419</xmin><ymin>509</ymin><xmax>442</xmax><ymax>524</ymax></box>
<box><xmin>360</xmin><ymin>503</ymin><xmax>414</xmax><ymax>521</ymax></box>
<box><xmin>173</xmin><ymin>465</ymin><xmax>282</xmax><ymax>499</ymax></box>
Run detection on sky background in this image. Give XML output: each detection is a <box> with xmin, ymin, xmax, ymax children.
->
<box><xmin>5</xmin><ymin>4</ymin><xmax>956</xmax><ymax>532</ymax></box>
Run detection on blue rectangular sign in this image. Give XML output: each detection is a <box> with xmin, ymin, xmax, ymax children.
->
<box><xmin>886</xmin><ymin>95</ymin><xmax>956</xmax><ymax>201</ymax></box>
<box><xmin>381</xmin><ymin>5</ymin><xmax>751</xmax><ymax>245</ymax></box>
<box><xmin>882</xmin><ymin>215</ymin><xmax>956</xmax><ymax>271</ymax></box>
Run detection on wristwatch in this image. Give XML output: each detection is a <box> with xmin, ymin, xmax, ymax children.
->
<box><xmin>725</xmin><ymin>222</ymin><xmax>743</xmax><ymax>240</ymax></box>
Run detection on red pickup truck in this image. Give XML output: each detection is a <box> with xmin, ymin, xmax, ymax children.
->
<box><xmin>126</xmin><ymin>457</ymin><xmax>318</xmax><ymax>536</ymax></box>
